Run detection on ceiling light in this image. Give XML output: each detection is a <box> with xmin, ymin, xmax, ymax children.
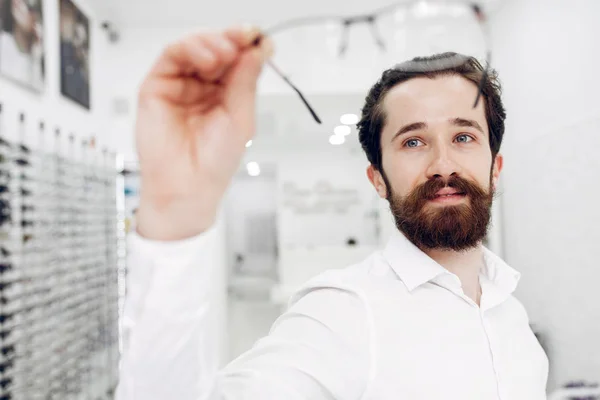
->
<box><xmin>245</xmin><ymin>140</ymin><xmax>253</xmax><ymax>148</ymax></box>
<box><xmin>246</xmin><ymin>162</ymin><xmax>260</xmax><ymax>176</ymax></box>
<box><xmin>340</xmin><ymin>113</ymin><xmax>359</xmax><ymax>125</ymax></box>
<box><xmin>334</xmin><ymin>125</ymin><xmax>352</xmax><ymax>136</ymax></box>
<box><xmin>329</xmin><ymin>135</ymin><xmax>345</xmax><ymax>145</ymax></box>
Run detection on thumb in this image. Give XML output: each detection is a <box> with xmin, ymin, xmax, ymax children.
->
<box><xmin>223</xmin><ymin>37</ymin><xmax>273</xmax><ymax>131</ymax></box>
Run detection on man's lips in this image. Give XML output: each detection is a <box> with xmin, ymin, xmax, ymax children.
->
<box><xmin>434</xmin><ymin>188</ymin><xmax>464</xmax><ymax>197</ymax></box>
<box><xmin>429</xmin><ymin>188</ymin><xmax>467</xmax><ymax>203</ymax></box>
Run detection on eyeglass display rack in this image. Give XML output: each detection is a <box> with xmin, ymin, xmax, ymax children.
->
<box><xmin>0</xmin><ymin>104</ymin><xmax>121</xmax><ymax>400</ymax></box>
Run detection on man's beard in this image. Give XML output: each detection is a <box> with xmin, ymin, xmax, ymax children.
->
<box><xmin>384</xmin><ymin>173</ymin><xmax>495</xmax><ymax>252</ymax></box>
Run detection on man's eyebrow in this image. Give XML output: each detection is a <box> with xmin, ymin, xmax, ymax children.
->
<box><xmin>450</xmin><ymin>118</ymin><xmax>484</xmax><ymax>134</ymax></box>
<box><xmin>391</xmin><ymin>122</ymin><xmax>427</xmax><ymax>142</ymax></box>
<box><xmin>390</xmin><ymin>118</ymin><xmax>485</xmax><ymax>143</ymax></box>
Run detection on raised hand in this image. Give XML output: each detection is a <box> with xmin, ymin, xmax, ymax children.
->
<box><xmin>135</xmin><ymin>26</ymin><xmax>273</xmax><ymax>240</ymax></box>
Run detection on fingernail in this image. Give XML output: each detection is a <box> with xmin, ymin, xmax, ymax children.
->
<box><xmin>261</xmin><ymin>36</ymin><xmax>274</xmax><ymax>60</ymax></box>
<box><xmin>240</xmin><ymin>23</ymin><xmax>260</xmax><ymax>43</ymax></box>
<box><xmin>215</xmin><ymin>36</ymin><xmax>235</xmax><ymax>54</ymax></box>
<box><xmin>196</xmin><ymin>47</ymin><xmax>216</xmax><ymax>66</ymax></box>
<box><xmin>241</xmin><ymin>23</ymin><xmax>257</xmax><ymax>32</ymax></box>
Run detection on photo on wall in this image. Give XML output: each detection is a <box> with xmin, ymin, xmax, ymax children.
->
<box><xmin>59</xmin><ymin>0</ymin><xmax>89</xmax><ymax>109</ymax></box>
<box><xmin>0</xmin><ymin>0</ymin><xmax>45</xmax><ymax>91</ymax></box>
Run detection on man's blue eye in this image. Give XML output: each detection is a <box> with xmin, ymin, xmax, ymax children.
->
<box><xmin>406</xmin><ymin>139</ymin><xmax>421</xmax><ymax>148</ymax></box>
<box><xmin>456</xmin><ymin>134</ymin><xmax>473</xmax><ymax>143</ymax></box>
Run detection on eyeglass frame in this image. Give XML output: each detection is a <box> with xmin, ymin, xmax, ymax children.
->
<box><xmin>253</xmin><ymin>1</ymin><xmax>491</xmax><ymax>124</ymax></box>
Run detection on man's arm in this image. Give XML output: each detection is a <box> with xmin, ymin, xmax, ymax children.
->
<box><xmin>115</xmin><ymin>25</ymin><xmax>373</xmax><ymax>400</ymax></box>
<box><xmin>116</xmin><ymin>230</ymin><xmax>223</xmax><ymax>400</ymax></box>
<box><xmin>116</xmin><ymin>231</ymin><xmax>372</xmax><ymax>400</ymax></box>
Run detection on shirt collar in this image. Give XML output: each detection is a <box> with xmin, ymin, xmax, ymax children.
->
<box><xmin>481</xmin><ymin>246</ymin><xmax>521</xmax><ymax>296</ymax></box>
<box><xmin>382</xmin><ymin>231</ymin><xmax>452</xmax><ymax>291</ymax></box>
<box><xmin>382</xmin><ymin>230</ymin><xmax>521</xmax><ymax>295</ymax></box>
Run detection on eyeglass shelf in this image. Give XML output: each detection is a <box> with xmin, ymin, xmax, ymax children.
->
<box><xmin>0</xmin><ymin>130</ymin><xmax>122</xmax><ymax>400</ymax></box>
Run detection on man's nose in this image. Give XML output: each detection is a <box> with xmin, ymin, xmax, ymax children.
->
<box><xmin>425</xmin><ymin>145</ymin><xmax>462</xmax><ymax>180</ymax></box>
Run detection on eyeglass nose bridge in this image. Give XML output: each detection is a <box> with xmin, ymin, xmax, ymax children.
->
<box><xmin>339</xmin><ymin>14</ymin><xmax>385</xmax><ymax>56</ymax></box>
<box><xmin>343</xmin><ymin>14</ymin><xmax>376</xmax><ymax>25</ymax></box>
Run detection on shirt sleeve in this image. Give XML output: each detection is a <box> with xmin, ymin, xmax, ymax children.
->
<box><xmin>115</xmin><ymin>227</ymin><xmax>224</xmax><ymax>400</ymax></box>
<box><xmin>116</xmin><ymin>230</ymin><xmax>372</xmax><ymax>400</ymax></box>
<box><xmin>216</xmin><ymin>278</ymin><xmax>373</xmax><ymax>400</ymax></box>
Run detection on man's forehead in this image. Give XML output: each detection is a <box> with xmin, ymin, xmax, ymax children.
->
<box><xmin>382</xmin><ymin>75</ymin><xmax>486</xmax><ymax>126</ymax></box>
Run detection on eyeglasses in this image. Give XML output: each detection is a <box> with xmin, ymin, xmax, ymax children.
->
<box><xmin>0</xmin><ymin>125</ymin><xmax>122</xmax><ymax>400</ymax></box>
<box><xmin>256</xmin><ymin>1</ymin><xmax>491</xmax><ymax>124</ymax></box>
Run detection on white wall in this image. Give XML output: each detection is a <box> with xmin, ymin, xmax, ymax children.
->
<box><xmin>277</xmin><ymin>149</ymin><xmax>377</xmax><ymax>248</ymax></box>
<box><xmin>225</xmin><ymin>174</ymin><xmax>278</xmax><ymax>280</ymax></box>
<box><xmin>224</xmin><ymin>174</ymin><xmax>280</xmax><ymax>361</ymax></box>
<box><xmin>274</xmin><ymin>147</ymin><xmax>381</xmax><ymax>302</ymax></box>
<box><xmin>0</xmin><ymin>0</ymin><xmax>114</xmax><ymax>154</ymax></box>
<box><xmin>490</xmin><ymin>0</ymin><xmax>600</xmax><ymax>390</ymax></box>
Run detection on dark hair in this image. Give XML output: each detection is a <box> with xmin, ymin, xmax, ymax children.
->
<box><xmin>357</xmin><ymin>52</ymin><xmax>506</xmax><ymax>172</ymax></box>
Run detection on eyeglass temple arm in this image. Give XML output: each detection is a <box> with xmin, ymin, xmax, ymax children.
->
<box><xmin>471</xmin><ymin>4</ymin><xmax>490</xmax><ymax>109</ymax></box>
<box><xmin>253</xmin><ymin>36</ymin><xmax>322</xmax><ymax>124</ymax></box>
<box><xmin>339</xmin><ymin>23</ymin><xmax>350</xmax><ymax>56</ymax></box>
<box><xmin>473</xmin><ymin>52</ymin><xmax>490</xmax><ymax>108</ymax></box>
<box><xmin>366</xmin><ymin>16</ymin><xmax>385</xmax><ymax>51</ymax></box>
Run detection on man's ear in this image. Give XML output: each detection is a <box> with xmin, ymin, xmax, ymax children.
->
<box><xmin>367</xmin><ymin>165</ymin><xmax>388</xmax><ymax>199</ymax></box>
<box><xmin>492</xmin><ymin>153</ymin><xmax>503</xmax><ymax>190</ymax></box>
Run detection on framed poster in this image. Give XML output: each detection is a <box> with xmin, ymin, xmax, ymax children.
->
<box><xmin>0</xmin><ymin>0</ymin><xmax>45</xmax><ymax>91</ymax></box>
<box><xmin>59</xmin><ymin>0</ymin><xmax>89</xmax><ymax>109</ymax></box>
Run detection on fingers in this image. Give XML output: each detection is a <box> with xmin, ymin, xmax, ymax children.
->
<box><xmin>222</xmin><ymin>35</ymin><xmax>274</xmax><ymax>140</ymax></box>
<box><xmin>141</xmin><ymin>77</ymin><xmax>222</xmax><ymax>106</ymax></box>
<box><xmin>224</xmin><ymin>25</ymin><xmax>263</xmax><ymax>49</ymax></box>
<box><xmin>220</xmin><ymin>28</ymin><xmax>274</xmax><ymax>91</ymax></box>
<box><xmin>140</xmin><ymin>25</ymin><xmax>274</xmax><ymax>112</ymax></box>
<box><xmin>199</xmin><ymin>34</ymin><xmax>238</xmax><ymax>81</ymax></box>
<box><xmin>149</xmin><ymin>35</ymin><xmax>224</xmax><ymax>79</ymax></box>
<box><xmin>149</xmin><ymin>26</ymin><xmax>267</xmax><ymax>82</ymax></box>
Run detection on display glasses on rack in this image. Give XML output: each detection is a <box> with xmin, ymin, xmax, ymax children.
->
<box><xmin>0</xmin><ymin>105</ymin><xmax>122</xmax><ymax>400</ymax></box>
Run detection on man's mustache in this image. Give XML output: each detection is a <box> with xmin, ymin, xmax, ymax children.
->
<box><xmin>409</xmin><ymin>175</ymin><xmax>488</xmax><ymax>205</ymax></box>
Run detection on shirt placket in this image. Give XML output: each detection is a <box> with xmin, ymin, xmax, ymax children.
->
<box><xmin>432</xmin><ymin>274</ymin><xmax>504</xmax><ymax>400</ymax></box>
<box><xmin>479</xmin><ymin>308</ymin><xmax>503</xmax><ymax>400</ymax></box>
<box><xmin>479</xmin><ymin>276</ymin><xmax>508</xmax><ymax>400</ymax></box>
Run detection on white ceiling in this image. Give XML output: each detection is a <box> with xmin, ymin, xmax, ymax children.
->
<box><xmin>90</xmin><ymin>0</ymin><xmax>504</xmax><ymax>30</ymax></box>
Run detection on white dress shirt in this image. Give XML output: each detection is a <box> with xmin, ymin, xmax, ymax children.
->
<box><xmin>116</xmin><ymin>229</ymin><xmax>549</xmax><ymax>400</ymax></box>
